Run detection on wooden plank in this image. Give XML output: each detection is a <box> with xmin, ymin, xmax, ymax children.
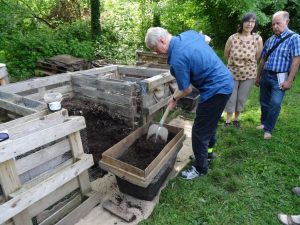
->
<box><xmin>25</xmin><ymin>85</ymin><xmax>73</xmax><ymax>101</ymax></box>
<box><xmin>0</xmin><ymin>154</ymin><xmax>93</xmax><ymax>224</ymax></box>
<box><xmin>71</xmin><ymin>75</ymin><xmax>98</xmax><ymax>89</ymax></box>
<box><xmin>75</xmin><ymin>65</ymin><xmax>118</xmax><ymax>76</ymax></box>
<box><xmin>28</xmin><ymin>178</ymin><xmax>79</xmax><ymax>217</ymax></box>
<box><xmin>0</xmin><ymin>160</ymin><xmax>32</xmax><ymax>225</ymax></box>
<box><xmin>12</xmin><ymin>159</ymin><xmax>74</xmax><ymax>198</ymax></box>
<box><xmin>68</xmin><ymin>132</ymin><xmax>91</xmax><ymax>195</ymax></box>
<box><xmin>5</xmin><ymin>109</ymin><xmax>68</xmax><ymax>140</ymax></box>
<box><xmin>117</xmin><ymin>65</ymin><xmax>167</xmax><ymax>77</ymax></box>
<box><xmin>0</xmin><ymin>110</ymin><xmax>47</xmax><ymax>131</ymax></box>
<box><xmin>0</xmin><ymin>74</ymin><xmax>71</xmax><ymax>94</ymax></box>
<box><xmin>55</xmin><ymin>191</ymin><xmax>102</xmax><ymax>225</ymax></box>
<box><xmin>39</xmin><ymin>194</ymin><xmax>82</xmax><ymax>225</ymax></box>
<box><xmin>139</xmin><ymin>72</ymin><xmax>174</xmax><ymax>91</ymax></box>
<box><xmin>143</xmin><ymin>96</ymin><xmax>169</xmax><ymax>115</ymax></box>
<box><xmin>15</xmin><ymin>138</ymin><xmax>71</xmax><ymax>175</ymax></box>
<box><xmin>73</xmin><ymin>86</ymin><xmax>134</xmax><ymax>105</ymax></box>
<box><xmin>0</xmin><ymin>98</ymin><xmax>41</xmax><ymax>116</ymax></box>
<box><xmin>102</xmin><ymin>199</ymin><xmax>135</xmax><ymax>222</ymax></box>
<box><xmin>96</xmin><ymin>79</ymin><xmax>135</xmax><ymax>96</ymax></box>
<box><xmin>0</xmin><ymin>116</ymin><xmax>86</xmax><ymax>163</ymax></box>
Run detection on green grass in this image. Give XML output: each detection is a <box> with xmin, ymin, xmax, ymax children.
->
<box><xmin>139</xmin><ymin>74</ymin><xmax>300</xmax><ymax>225</ymax></box>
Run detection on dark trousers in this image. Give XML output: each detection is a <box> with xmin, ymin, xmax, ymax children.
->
<box><xmin>192</xmin><ymin>94</ymin><xmax>231</xmax><ymax>173</ymax></box>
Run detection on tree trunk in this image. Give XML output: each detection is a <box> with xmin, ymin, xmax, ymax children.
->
<box><xmin>90</xmin><ymin>0</ymin><xmax>101</xmax><ymax>39</ymax></box>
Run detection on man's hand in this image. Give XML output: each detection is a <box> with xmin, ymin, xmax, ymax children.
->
<box><xmin>281</xmin><ymin>80</ymin><xmax>292</xmax><ymax>90</ymax></box>
<box><xmin>168</xmin><ymin>96</ymin><xmax>177</xmax><ymax>110</ymax></box>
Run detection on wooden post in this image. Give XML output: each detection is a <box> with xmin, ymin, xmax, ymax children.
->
<box><xmin>68</xmin><ymin>131</ymin><xmax>91</xmax><ymax>195</ymax></box>
<box><xmin>0</xmin><ymin>160</ymin><xmax>32</xmax><ymax>225</ymax></box>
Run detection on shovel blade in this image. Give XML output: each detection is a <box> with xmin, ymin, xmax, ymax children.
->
<box><xmin>147</xmin><ymin>124</ymin><xmax>168</xmax><ymax>143</ymax></box>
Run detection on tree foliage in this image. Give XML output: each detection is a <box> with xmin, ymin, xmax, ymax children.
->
<box><xmin>1</xmin><ymin>0</ymin><xmax>300</xmax><ymax>80</ymax></box>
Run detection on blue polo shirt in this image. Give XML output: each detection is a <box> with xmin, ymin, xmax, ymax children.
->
<box><xmin>261</xmin><ymin>28</ymin><xmax>300</xmax><ymax>72</ymax></box>
<box><xmin>167</xmin><ymin>30</ymin><xmax>233</xmax><ymax>103</ymax></box>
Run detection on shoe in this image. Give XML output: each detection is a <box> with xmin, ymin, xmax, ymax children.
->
<box><xmin>224</xmin><ymin>122</ymin><xmax>231</xmax><ymax>127</ymax></box>
<box><xmin>233</xmin><ymin>120</ymin><xmax>241</xmax><ymax>129</ymax></box>
<box><xmin>277</xmin><ymin>213</ymin><xmax>300</xmax><ymax>225</ymax></box>
<box><xmin>256</xmin><ymin>124</ymin><xmax>264</xmax><ymax>130</ymax></box>
<box><xmin>292</xmin><ymin>187</ymin><xmax>300</xmax><ymax>197</ymax></box>
<box><xmin>180</xmin><ymin>166</ymin><xmax>204</xmax><ymax>180</ymax></box>
<box><xmin>264</xmin><ymin>132</ymin><xmax>272</xmax><ymax>139</ymax></box>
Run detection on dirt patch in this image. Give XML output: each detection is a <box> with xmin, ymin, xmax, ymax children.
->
<box><xmin>62</xmin><ymin>98</ymin><xmax>132</xmax><ymax>179</ymax></box>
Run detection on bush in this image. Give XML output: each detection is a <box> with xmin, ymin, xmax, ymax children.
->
<box><xmin>3</xmin><ymin>21</ymin><xmax>94</xmax><ymax>81</ymax></box>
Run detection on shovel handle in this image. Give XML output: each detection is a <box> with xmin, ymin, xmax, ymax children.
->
<box><xmin>159</xmin><ymin>105</ymin><xmax>171</xmax><ymax>126</ymax></box>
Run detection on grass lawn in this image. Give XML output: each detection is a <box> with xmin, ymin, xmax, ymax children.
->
<box><xmin>140</xmin><ymin>73</ymin><xmax>300</xmax><ymax>225</ymax></box>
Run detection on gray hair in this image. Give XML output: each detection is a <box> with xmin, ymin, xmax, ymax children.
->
<box><xmin>145</xmin><ymin>27</ymin><xmax>170</xmax><ymax>49</ymax></box>
<box><xmin>273</xmin><ymin>11</ymin><xmax>290</xmax><ymax>21</ymax></box>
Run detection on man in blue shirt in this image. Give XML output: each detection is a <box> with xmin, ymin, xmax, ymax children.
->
<box><xmin>255</xmin><ymin>11</ymin><xmax>300</xmax><ymax>139</ymax></box>
<box><xmin>145</xmin><ymin>27</ymin><xmax>233</xmax><ymax>180</ymax></box>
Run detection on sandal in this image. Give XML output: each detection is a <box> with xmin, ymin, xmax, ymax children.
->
<box><xmin>278</xmin><ymin>213</ymin><xmax>300</xmax><ymax>225</ymax></box>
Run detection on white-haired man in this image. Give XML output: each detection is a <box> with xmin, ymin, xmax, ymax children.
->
<box><xmin>255</xmin><ymin>11</ymin><xmax>300</xmax><ymax>139</ymax></box>
<box><xmin>145</xmin><ymin>27</ymin><xmax>234</xmax><ymax>180</ymax></box>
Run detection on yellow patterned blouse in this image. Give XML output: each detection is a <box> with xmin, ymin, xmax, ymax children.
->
<box><xmin>227</xmin><ymin>33</ymin><xmax>261</xmax><ymax>80</ymax></box>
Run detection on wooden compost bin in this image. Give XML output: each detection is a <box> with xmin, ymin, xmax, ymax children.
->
<box><xmin>99</xmin><ymin>122</ymin><xmax>185</xmax><ymax>200</ymax></box>
<box><xmin>0</xmin><ymin>109</ymin><xmax>100</xmax><ymax>225</ymax></box>
<box><xmin>0</xmin><ymin>65</ymin><xmax>176</xmax><ymax>128</ymax></box>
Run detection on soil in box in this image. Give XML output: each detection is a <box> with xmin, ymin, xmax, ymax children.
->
<box><xmin>62</xmin><ymin>98</ymin><xmax>132</xmax><ymax>179</ymax></box>
<box><xmin>115</xmin><ymin>133</ymin><xmax>179</xmax><ymax>201</ymax></box>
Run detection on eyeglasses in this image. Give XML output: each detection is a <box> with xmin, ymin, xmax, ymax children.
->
<box><xmin>245</xmin><ymin>20</ymin><xmax>256</xmax><ymax>24</ymax></box>
<box><xmin>0</xmin><ymin>132</ymin><xmax>9</xmax><ymax>142</ymax></box>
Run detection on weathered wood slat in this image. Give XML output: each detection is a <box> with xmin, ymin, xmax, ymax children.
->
<box><xmin>0</xmin><ymin>154</ymin><xmax>93</xmax><ymax>224</ymax></box>
<box><xmin>55</xmin><ymin>191</ymin><xmax>102</xmax><ymax>225</ymax></box>
<box><xmin>0</xmin><ymin>110</ymin><xmax>48</xmax><ymax>131</ymax></box>
<box><xmin>68</xmin><ymin>131</ymin><xmax>91</xmax><ymax>195</ymax></box>
<box><xmin>15</xmin><ymin>139</ymin><xmax>71</xmax><ymax>175</ymax></box>
<box><xmin>0</xmin><ymin>116</ymin><xmax>86</xmax><ymax>163</ymax></box>
<box><xmin>39</xmin><ymin>194</ymin><xmax>82</xmax><ymax>225</ymax></box>
<box><xmin>4</xmin><ymin>109</ymin><xmax>68</xmax><ymax>140</ymax></box>
<box><xmin>143</xmin><ymin>96</ymin><xmax>170</xmax><ymax>115</ymax></box>
<box><xmin>73</xmin><ymin>86</ymin><xmax>135</xmax><ymax>105</ymax></box>
<box><xmin>117</xmin><ymin>65</ymin><xmax>167</xmax><ymax>77</ymax></box>
<box><xmin>25</xmin><ymin>85</ymin><xmax>73</xmax><ymax>101</ymax></box>
<box><xmin>97</xmin><ymin>79</ymin><xmax>136</xmax><ymax>96</ymax></box>
<box><xmin>0</xmin><ymin>159</ymin><xmax>32</xmax><ymax>225</ymax></box>
<box><xmin>139</xmin><ymin>72</ymin><xmax>174</xmax><ymax>90</ymax></box>
<box><xmin>75</xmin><ymin>65</ymin><xmax>118</xmax><ymax>76</ymax></box>
<box><xmin>0</xmin><ymin>74</ymin><xmax>71</xmax><ymax>94</ymax></box>
<box><xmin>28</xmin><ymin>178</ymin><xmax>79</xmax><ymax>217</ymax></box>
<box><xmin>71</xmin><ymin>75</ymin><xmax>98</xmax><ymax>89</ymax></box>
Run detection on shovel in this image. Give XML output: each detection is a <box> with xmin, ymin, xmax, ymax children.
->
<box><xmin>147</xmin><ymin>105</ymin><xmax>171</xmax><ymax>143</ymax></box>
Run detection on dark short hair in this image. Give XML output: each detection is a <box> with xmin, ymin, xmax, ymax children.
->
<box><xmin>237</xmin><ymin>13</ymin><xmax>258</xmax><ymax>34</ymax></box>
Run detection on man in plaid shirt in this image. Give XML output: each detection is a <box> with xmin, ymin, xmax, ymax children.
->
<box><xmin>255</xmin><ymin>11</ymin><xmax>300</xmax><ymax>139</ymax></box>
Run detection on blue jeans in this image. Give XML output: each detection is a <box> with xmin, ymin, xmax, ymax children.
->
<box><xmin>192</xmin><ymin>94</ymin><xmax>231</xmax><ymax>174</ymax></box>
<box><xmin>259</xmin><ymin>70</ymin><xmax>285</xmax><ymax>133</ymax></box>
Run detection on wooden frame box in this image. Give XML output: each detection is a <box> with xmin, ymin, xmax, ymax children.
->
<box><xmin>99</xmin><ymin>122</ymin><xmax>185</xmax><ymax>188</ymax></box>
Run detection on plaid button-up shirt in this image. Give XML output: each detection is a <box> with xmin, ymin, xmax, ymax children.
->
<box><xmin>261</xmin><ymin>28</ymin><xmax>300</xmax><ymax>72</ymax></box>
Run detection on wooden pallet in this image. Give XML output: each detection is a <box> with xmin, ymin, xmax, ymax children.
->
<box><xmin>0</xmin><ymin>110</ymin><xmax>99</xmax><ymax>225</ymax></box>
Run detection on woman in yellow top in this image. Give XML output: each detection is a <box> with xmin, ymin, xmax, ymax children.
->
<box><xmin>224</xmin><ymin>12</ymin><xmax>263</xmax><ymax>128</ymax></box>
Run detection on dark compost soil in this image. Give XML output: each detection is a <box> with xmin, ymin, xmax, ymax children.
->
<box><xmin>62</xmin><ymin>97</ymin><xmax>175</xmax><ymax>178</ymax></box>
<box><xmin>118</xmin><ymin>133</ymin><xmax>175</xmax><ymax>170</ymax></box>
<box><xmin>62</xmin><ymin>97</ymin><xmax>132</xmax><ymax>179</ymax></box>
